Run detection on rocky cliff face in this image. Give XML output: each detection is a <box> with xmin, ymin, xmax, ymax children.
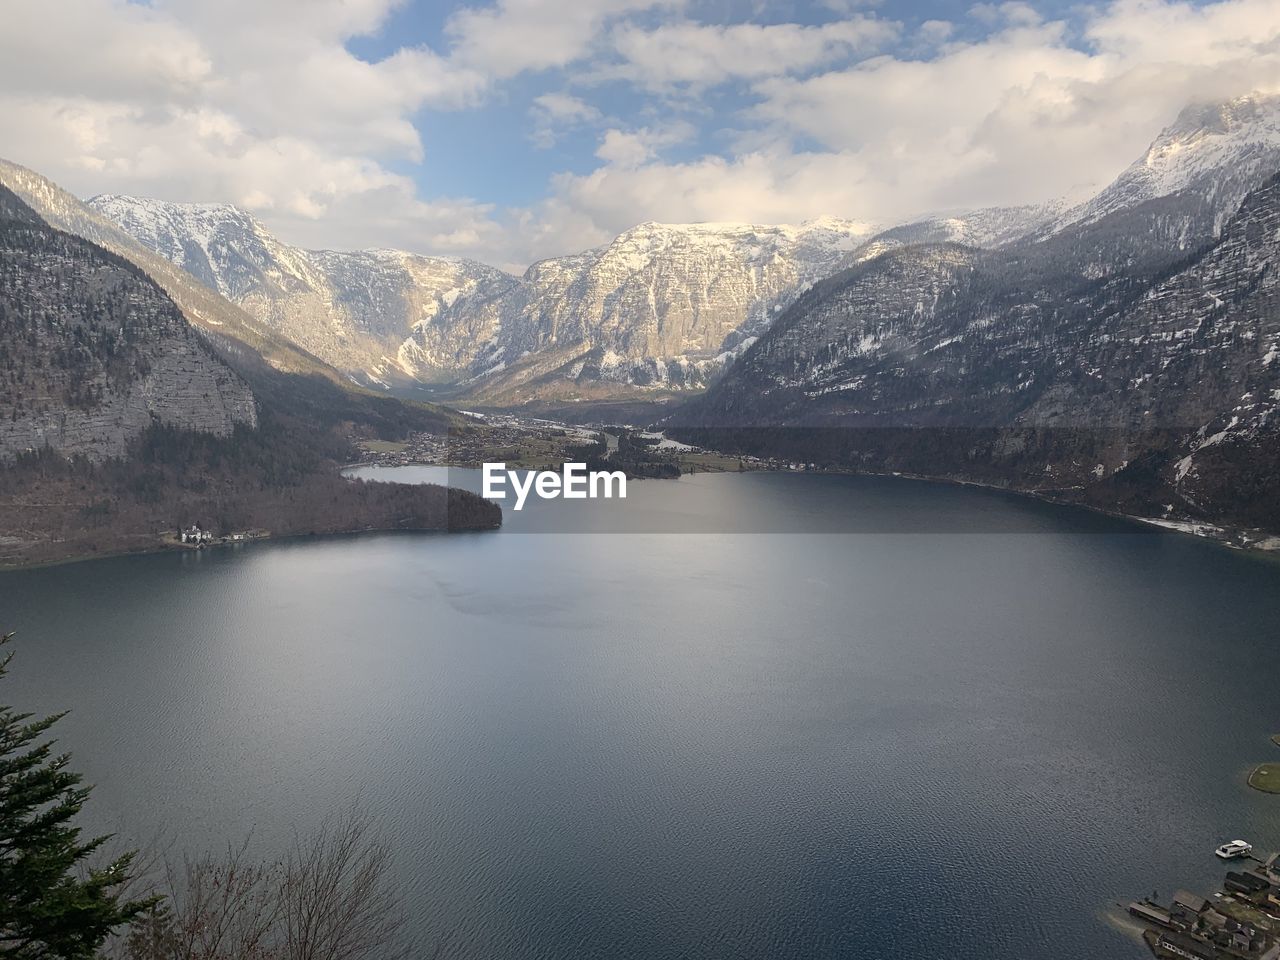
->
<box><xmin>0</xmin><ymin>159</ymin><xmax>331</xmax><ymax>379</ymax></box>
<box><xmin>439</xmin><ymin>217</ymin><xmax>873</xmax><ymax>402</ymax></box>
<box><xmin>1065</xmin><ymin>169</ymin><xmax>1280</xmax><ymax>525</ymax></box>
<box><xmin>86</xmin><ymin>195</ymin><xmax>519</xmax><ymax>386</ymax></box>
<box><xmin>0</xmin><ymin>186</ymin><xmax>257</xmax><ymax>462</ymax></box>
<box><xmin>88</xmin><ymin>195</ymin><xmax>871</xmax><ymax>397</ymax></box>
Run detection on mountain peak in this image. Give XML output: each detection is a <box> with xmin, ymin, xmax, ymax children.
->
<box><xmin>88</xmin><ymin>194</ymin><xmax>265</xmax><ymax>238</ymax></box>
<box><xmin>1047</xmin><ymin>91</ymin><xmax>1280</xmax><ymax>237</ymax></box>
<box><xmin>1163</xmin><ymin>91</ymin><xmax>1280</xmax><ymax>141</ymax></box>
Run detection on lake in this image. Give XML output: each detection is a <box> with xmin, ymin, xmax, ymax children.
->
<box><xmin>3</xmin><ymin>469</ymin><xmax>1279</xmax><ymax>959</ymax></box>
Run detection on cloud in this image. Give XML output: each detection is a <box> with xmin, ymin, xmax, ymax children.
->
<box><xmin>533</xmin><ymin>150</ymin><xmax>875</xmax><ymax>252</ymax></box>
<box><xmin>0</xmin><ymin>0</ymin><xmax>212</xmax><ymax>102</ymax></box>
<box><xmin>535</xmin><ymin>0</ymin><xmax>1280</xmax><ymax>253</ymax></box>
<box><xmin>918</xmin><ymin>20</ymin><xmax>954</xmax><ymax>45</ymax></box>
<box><xmin>529</xmin><ymin>93</ymin><xmax>603</xmax><ymax>148</ymax></box>
<box><xmin>609</xmin><ymin>17</ymin><xmax>900</xmax><ymax>91</ymax></box>
<box><xmin>0</xmin><ymin>0</ymin><xmax>495</xmax><ymax>258</ymax></box>
<box><xmin>594</xmin><ymin>122</ymin><xmax>696</xmax><ymax>167</ymax></box>
<box><xmin>445</xmin><ymin>0</ymin><xmax>682</xmax><ymax>78</ymax></box>
<box><xmin>2</xmin><ymin>0</ymin><xmax>1280</xmax><ymax>272</ymax></box>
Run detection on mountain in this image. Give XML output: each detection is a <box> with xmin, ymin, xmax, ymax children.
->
<box><xmin>0</xmin><ymin>175</ymin><xmax>499</xmax><ymax>568</ymax></box>
<box><xmin>1045</xmin><ymin>93</ymin><xmax>1280</xmax><ymax>240</ymax></box>
<box><xmin>88</xmin><ymin>195</ymin><xmax>872</xmax><ymax>400</ymax></box>
<box><xmin>457</xmin><ymin>217</ymin><xmax>873</xmax><ymax>403</ymax></box>
<box><xmin>0</xmin><ymin>159</ymin><xmax>473</xmax><ymax>441</ymax></box>
<box><xmin>70</xmin><ymin>91</ymin><xmax>1280</xmax><ymax>421</ymax></box>
<box><xmin>841</xmin><ymin>200</ymin><xmax>1072</xmax><ymax>267</ymax></box>
<box><xmin>671</xmin><ymin>161</ymin><xmax>1280</xmax><ymax>539</ymax></box>
<box><xmin>0</xmin><ymin>159</ymin><xmax>334</xmax><ymax>380</ymax></box>
<box><xmin>86</xmin><ymin>94</ymin><xmax>1280</xmax><ymax>410</ymax></box>
<box><xmin>86</xmin><ymin>195</ymin><xmax>519</xmax><ymax>387</ymax></box>
<box><xmin>0</xmin><ymin>185</ymin><xmax>257</xmax><ymax>461</ymax></box>
<box><xmin>837</xmin><ymin>93</ymin><xmax>1280</xmax><ymax>284</ymax></box>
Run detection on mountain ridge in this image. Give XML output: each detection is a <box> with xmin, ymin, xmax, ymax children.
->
<box><xmin>670</xmin><ymin>164</ymin><xmax>1280</xmax><ymax>541</ymax></box>
<box><xmin>87</xmin><ymin>193</ymin><xmax>873</xmax><ymax>398</ymax></box>
<box><xmin>69</xmin><ymin>91</ymin><xmax>1280</xmax><ymax>418</ymax></box>
<box><xmin>1044</xmin><ymin>92</ymin><xmax>1280</xmax><ymax>239</ymax></box>
<box><xmin>0</xmin><ymin>184</ymin><xmax>258</xmax><ymax>461</ymax></box>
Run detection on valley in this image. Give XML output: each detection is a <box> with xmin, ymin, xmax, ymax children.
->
<box><xmin>0</xmin><ymin>181</ymin><xmax>501</xmax><ymax>569</ymax></box>
<box><xmin>7</xmin><ymin>5</ymin><xmax>1280</xmax><ymax>960</ymax></box>
<box><xmin>7</xmin><ymin>91</ymin><xmax>1280</xmax><ymax>563</ymax></box>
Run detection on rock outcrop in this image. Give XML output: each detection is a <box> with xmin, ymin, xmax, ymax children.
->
<box><xmin>0</xmin><ymin>186</ymin><xmax>257</xmax><ymax>461</ymax></box>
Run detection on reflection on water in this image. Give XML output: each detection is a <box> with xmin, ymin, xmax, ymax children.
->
<box><xmin>2</xmin><ymin>472</ymin><xmax>1279</xmax><ymax>959</ymax></box>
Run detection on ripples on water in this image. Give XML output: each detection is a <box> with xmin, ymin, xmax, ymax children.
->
<box><xmin>3</xmin><ymin>471</ymin><xmax>1279</xmax><ymax>959</ymax></box>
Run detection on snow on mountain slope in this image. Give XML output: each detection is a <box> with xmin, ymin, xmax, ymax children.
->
<box><xmin>82</xmin><ymin>93</ymin><xmax>1280</xmax><ymax>404</ymax></box>
<box><xmin>843</xmin><ymin>94</ymin><xmax>1280</xmax><ymax>274</ymax></box>
<box><xmin>1049</xmin><ymin>93</ymin><xmax>1280</xmax><ymax>237</ymax></box>
<box><xmin>0</xmin><ymin>159</ymin><xmax>328</xmax><ymax>378</ymax></box>
<box><xmin>470</xmin><ymin>217</ymin><xmax>873</xmax><ymax>392</ymax></box>
<box><xmin>88</xmin><ymin>195</ymin><xmax>520</xmax><ymax>386</ymax></box>
<box><xmin>91</xmin><ymin>194</ymin><xmax>873</xmax><ymax>396</ymax></box>
<box><xmin>843</xmin><ymin>200</ymin><xmax>1073</xmax><ymax>268</ymax></box>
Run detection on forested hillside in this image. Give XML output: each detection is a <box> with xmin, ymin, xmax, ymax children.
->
<box><xmin>672</xmin><ymin>171</ymin><xmax>1280</xmax><ymax>542</ymax></box>
<box><xmin>0</xmin><ymin>187</ymin><xmax>499</xmax><ymax>568</ymax></box>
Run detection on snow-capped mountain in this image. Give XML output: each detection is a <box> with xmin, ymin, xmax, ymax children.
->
<box><xmin>0</xmin><ymin>159</ymin><xmax>326</xmax><ymax>379</ymax></box>
<box><xmin>672</xmin><ymin>101</ymin><xmax>1280</xmax><ymax>540</ymax></box>
<box><xmin>89</xmin><ymin>195</ymin><xmax>872</xmax><ymax>397</ymax></box>
<box><xmin>841</xmin><ymin>199</ymin><xmax>1072</xmax><ymax>268</ymax></box>
<box><xmin>451</xmin><ymin>217</ymin><xmax>872</xmax><ymax>401</ymax></box>
<box><xmin>80</xmin><ymin>92</ymin><xmax>1280</xmax><ymax>407</ymax></box>
<box><xmin>680</xmin><ymin>94</ymin><xmax>1280</xmax><ymax>434</ymax></box>
<box><xmin>87</xmin><ymin>195</ymin><xmax>519</xmax><ymax>387</ymax></box>
<box><xmin>1048</xmin><ymin>92</ymin><xmax>1280</xmax><ymax>238</ymax></box>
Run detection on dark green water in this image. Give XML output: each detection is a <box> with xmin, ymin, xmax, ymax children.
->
<box><xmin>2</xmin><ymin>470</ymin><xmax>1279</xmax><ymax>959</ymax></box>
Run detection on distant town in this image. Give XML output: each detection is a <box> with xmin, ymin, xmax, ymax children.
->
<box><xmin>349</xmin><ymin>412</ymin><xmax>802</xmax><ymax>476</ymax></box>
<box><xmin>1128</xmin><ymin>845</ymin><xmax>1280</xmax><ymax>959</ymax></box>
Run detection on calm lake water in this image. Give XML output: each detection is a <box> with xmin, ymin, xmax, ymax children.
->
<box><xmin>3</xmin><ymin>469</ymin><xmax>1279</xmax><ymax>959</ymax></box>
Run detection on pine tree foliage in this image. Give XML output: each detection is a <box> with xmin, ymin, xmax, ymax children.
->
<box><xmin>0</xmin><ymin>632</ymin><xmax>152</xmax><ymax>959</ymax></box>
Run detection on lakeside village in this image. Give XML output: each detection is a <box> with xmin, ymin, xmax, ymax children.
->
<box><xmin>172</xmin><ymin>524</ymin><xmax>267</xmax><ymax>549</ymax></box>
<box><xmin>1123</xmin><ymin>737</ymin><xmax>1280</xmax><ymax>959</ymax></box>
<box><xmin>350</xmin><ymin>411</ymin><xmax>815</xmax><ymax>476</ymax></box>
<box><xmin>1127</xmin><ymin>843</ymin><xmax>1280</xmax><ymax>960</ymax></box>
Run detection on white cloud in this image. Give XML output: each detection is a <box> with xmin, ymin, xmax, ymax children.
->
<box><xmin>445</xmin><ymin>0</ymin><xmax>682</xmax><ymax>78</ymax></box>
<box><xmin>529</xmin><ymin>93</ymin><xmax>603</xmax><ymax>148</ymax></box>
<box><xmin>594</xmin><ymin>122</ymin><xmax>696</xmax><ymax>167</ymax></box>
<box><xmin>609</xmin><ymin>17</ymin><xmax>899</xmax><ymax>90</ymax></box>
<box><xmin>2</xmin><ymin>0</ymin><xmax>1280</xmax><ymax>272</ymax></box>
<box><xmin>0</xmin><ymin>0</ymin><xmax>495</xmax><ymax>258</ymax></box>
<box><xmin>919</xmin><ymin>20</ymin><xmax>954</xmax><ymax>45</ymax></box>
<box><xmin>0</xmin><ymin>0</ymin><xmax>211</xmax><ymax>102</ymax></box>
<box><xmin>536</xmin><ymin>0</ymin><xmax>1280</xmax><ymax>253</ymax></box>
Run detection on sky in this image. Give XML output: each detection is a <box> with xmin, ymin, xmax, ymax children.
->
<box><xmin>2</xmin><ymin>0</ymin><xmax>1280</xmax><ymax>271</ymax></box>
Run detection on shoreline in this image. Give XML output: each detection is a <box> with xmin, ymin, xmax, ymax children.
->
<box><xmin>5</xmin><ymin>463</ymin><xmax>1278</xmax><ymax>573</ymax></box>
<box><xmin>863</xmin><ymin>468</ymin><xmax>1280</xmax><ymax>556</ymax></box>
<box><xmin>350</xmin><ymin>458</ymin><xmax>1280</xmax><ymax>559</ymax></box>
<box><xmin>0</xmin><ymin>519</ymin><xmax>502</xmax><ymax>574</ymax></box>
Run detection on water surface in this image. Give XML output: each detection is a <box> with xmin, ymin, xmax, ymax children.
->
<box><xmin>3</xmin><ymin>470</ymin><xmax>1279</xmax><ymax>959</ymax></box>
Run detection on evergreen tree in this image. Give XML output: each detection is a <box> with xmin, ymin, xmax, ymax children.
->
<box><xmin>0</xmin><ymin>631</ymin><xmax>153</xmax><ymax>958</ymax></box>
